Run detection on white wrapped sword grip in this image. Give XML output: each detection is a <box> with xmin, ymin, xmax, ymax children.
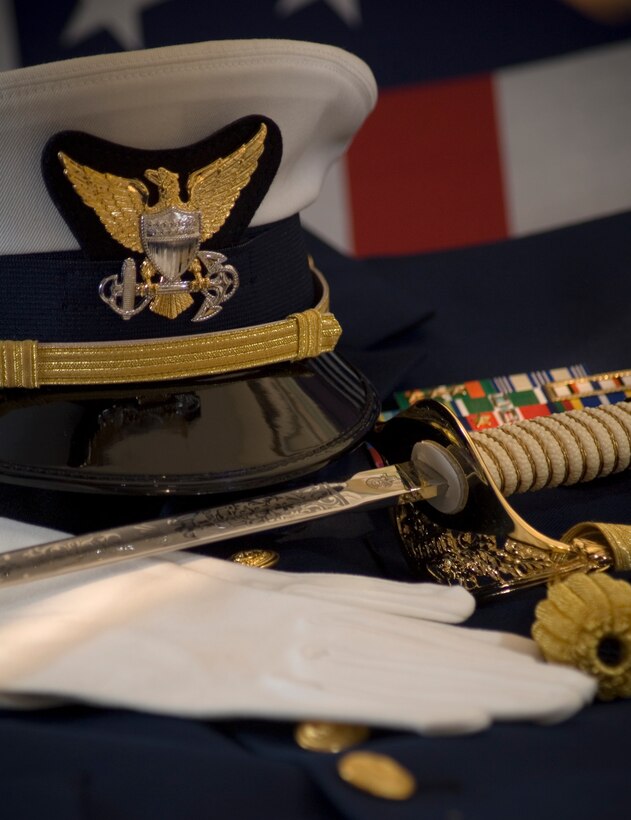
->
<box><xmin>469</xmin><ymin>401</ymin><xmax>631</xmax><ymax>496</ymax></box>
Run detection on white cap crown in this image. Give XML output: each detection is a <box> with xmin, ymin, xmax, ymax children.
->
<box><xmin>0</xmin><ymin>39</ymin><xmax>377</xmax><ymax>254</ymax></box>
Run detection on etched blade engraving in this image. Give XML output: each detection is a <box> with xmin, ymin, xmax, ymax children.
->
<box><xmin>0</xmin><ymin>464</ymin><xmax>438</xmax><ymax>588</ymax></box>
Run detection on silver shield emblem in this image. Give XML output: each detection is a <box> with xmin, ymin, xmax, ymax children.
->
<box><xmin>99</xmin><ymin>208</ymin><xmax>240</xmax><ymax>321</ymax></box>
<box><xmin>141</xmin><ymin>208</ymin><xmax>201</xmax><ymax>281</ymax></box>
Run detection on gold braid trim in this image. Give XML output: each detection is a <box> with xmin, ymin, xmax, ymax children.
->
<box><xmin>0</xmin><ymin>268</ymin><xmax>341</xmax><ymax>388</ymax></box>
<box><xmin>562</xmin><ymin>522</ymin><xmax>631</xmax><ymax>572</ymax></box>
<box><xmin>289</xmin><ymin>308</ymin><xmax>324</xmax><ymax>359</ymax></box>
<box><xmin>0</xmin><ymin>340</ymin><xmax>38</xmax><ymax>389</ymax></box>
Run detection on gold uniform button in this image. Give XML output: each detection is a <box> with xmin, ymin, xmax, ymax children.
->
<box><xmin>294</xmin><ymin>721</ymin><xmax>370</xmax><ymax>753</ymax></box>
<box><xmin>337</xmin><ymin>751</ymin><xmax>417</xmax><ymax>800</ymax></box>
<box><xmin>230</xmin><ymin>549</ymin><xmax>279</xmax><ymax>568</ymax></box>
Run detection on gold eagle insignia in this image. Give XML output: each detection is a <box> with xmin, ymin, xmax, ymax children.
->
<box><xmin>58</xmin><ymin>123</ymin><xmax>267</xmax><ymax>320</ymax></box>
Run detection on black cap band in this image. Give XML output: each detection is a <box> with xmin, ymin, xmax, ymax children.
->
<box><xmin>0</xmin><ymin>216</ymin><xmax>312</xmax><ymax>343</ymax></box>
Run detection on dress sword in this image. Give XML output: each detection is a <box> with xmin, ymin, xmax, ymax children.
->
<box><xmin>2</xmin><ymin>395</ymin><xmax>631</xmax><ymax>591</ymax></box>
<box><xmin>0</xmin><ymin>459</ymin><xmax>443</xmax><ymax>588</ymax></box>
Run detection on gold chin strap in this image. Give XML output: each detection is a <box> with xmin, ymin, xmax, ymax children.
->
<box><xmin>0</xmin><ymin>265</ymin><xmax>341</xmax><ymax>389</ymax></box>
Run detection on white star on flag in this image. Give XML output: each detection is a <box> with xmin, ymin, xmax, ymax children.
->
<box><xmin>275</xmin><ymin>0</ymin><xmax>362</xmax><ymax>27</ymax></box>
<box><xmin>61</xmin><ymin>0</ymin><xmax>171</xmax><ymax>50</ymax></box>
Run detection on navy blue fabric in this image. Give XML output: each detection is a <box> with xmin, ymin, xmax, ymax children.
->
<box><xmin>316</xmin><ymin>210</ymin><xmax>631</xmax><ymax>400</ymax></box>
<box><xmin>5</xmin><ymin>4</ymin><xmax>631</xmax><ymax>818</ymax></box>
<box><xmin>14</xmin><ymin>0</ymin><xmax>631</xmax><ymax>86</ymax></box>
<box><xmin>1</xmin><ymin>211</ymin><xmax>631</xmax><ymax>819</ymax></box>
<box><xmin>0</xmin><ymin>216</ymin><xmax>313</xmax><ymax>341</ymax></box>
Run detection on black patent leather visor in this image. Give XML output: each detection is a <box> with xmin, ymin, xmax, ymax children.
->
<box><xmin>0</xmin><ymin>353</ymin><xmax>379</xmax><ymax>495</ymax></box>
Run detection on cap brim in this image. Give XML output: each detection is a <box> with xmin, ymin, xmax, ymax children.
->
<box><xmin>0</xmin><ymin>353</ymin><xmax>379</xmax><ymax>495</ymax></box>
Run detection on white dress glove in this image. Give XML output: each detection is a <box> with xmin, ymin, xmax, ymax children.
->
<box><xmin>0</xmin><ymin>518</ymin><xmax>595</xmax><ymax>734</ymax></box>
<box><xmin>158</xmin><ymin>550</ymin><xmax>476</xmax><ymax>622</ymax></box>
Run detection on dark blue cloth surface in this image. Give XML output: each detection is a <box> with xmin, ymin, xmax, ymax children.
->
<box><xmin>2</xmin><ymin>213</ymin><xmax>631</xmax><ymax>818</ymax></box>
<box><xmin>14</xmin><ymin>0</ymin><xmax>631</xmax><ymax>87</ymax></box>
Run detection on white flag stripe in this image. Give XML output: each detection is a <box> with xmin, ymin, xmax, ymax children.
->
<box><xmin>301</xmin><ymin>158</ymin><xmax>354</xmax><ymax>255</ymax></box>
<box><xmin>496</xmin><ymin>40</ymin><xmax>631</xmax><ymax>237</ymax></box>
<box><xmin>0</xmin><ymin>0</ymin><xmax>19</xmax><ymax>70</ymax></box>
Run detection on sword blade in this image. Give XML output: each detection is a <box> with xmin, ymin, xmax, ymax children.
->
<box><xmin>0</xmin><ymin>463</ymin><xmax>441</xmax><ymax>588</ymax></box>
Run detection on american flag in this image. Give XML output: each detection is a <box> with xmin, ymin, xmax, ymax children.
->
<box><xmin>2</xmin><ymin>0</ymin><xmax>631</xmax><ymax>260</ymax></box>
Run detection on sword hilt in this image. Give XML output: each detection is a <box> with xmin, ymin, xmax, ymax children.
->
<box><xmin>469</xmin><ymin>401</ymin><xmax>631</xmax><ymax>496</ymax></box>
<box><xmin>373</xmin><ymin>398</ymin><xmax>631</xmax><ymax>594</ymax></box>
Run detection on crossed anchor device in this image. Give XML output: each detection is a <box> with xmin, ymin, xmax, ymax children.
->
<box><xmin>99</xmin><ymin>243</ymin><xmax>239</xmax><ymax>323</ymax></box>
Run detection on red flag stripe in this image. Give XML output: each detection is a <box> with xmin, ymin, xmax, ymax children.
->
<box><xmin>347</xmin><ymin>73</ymin><xmax>508</xmax><ymax>257</ymax></box>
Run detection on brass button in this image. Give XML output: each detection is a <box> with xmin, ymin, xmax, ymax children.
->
<box><xmin>337</xmin><ymin>751</ymin><xmax>417</xmax><ymax>800</ymax></box>
<box><xmin>230</xmin><ymin>549</ymin><xmax>279</xmax><ymax>568</ymax></box>
<box><xmin>294</xmin><ymin>721</ymin><xmax>370</xmax><ymax>753</ymax></box>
